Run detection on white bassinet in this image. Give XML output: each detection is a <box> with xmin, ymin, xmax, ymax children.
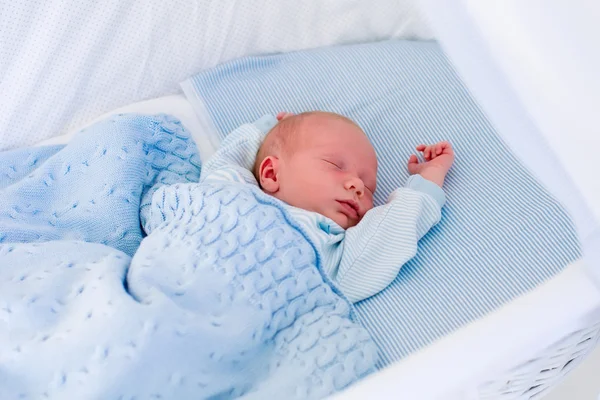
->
<box><xmin>3</xmin><ymin>1</ymin><xmax>600</xmax><ymax>398</ymax></box>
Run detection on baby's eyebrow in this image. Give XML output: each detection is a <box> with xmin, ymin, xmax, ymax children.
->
<box><xmin>320</xmin><ymin>151</ymin><xmax>342</xmax><ymax>160</ymax></box>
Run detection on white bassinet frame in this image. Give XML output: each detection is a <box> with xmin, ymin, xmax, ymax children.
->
<box><xmin>20</xmin><ymin>1</ymin><xmax>600</xmax><ymax>397</ymax></box>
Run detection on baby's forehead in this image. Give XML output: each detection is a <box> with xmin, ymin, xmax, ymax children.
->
<box><xmin>275</xmin><ymin>112</ymin><xmax>377</xmax><ymax>164</ymax></box>
<box><xmin>303</xmin><ymin>116</ymin><xmax>374</xmax><ymax>149</ymax></box>
<box><xmin>299</xmin><ymin>115</ymin><xmax>367</xmax><ymax>144</ymax></box>
<box><xmin>301</xmin><ymin>121</ymin><xmax>377</xmax><ymax>169</ymax></box>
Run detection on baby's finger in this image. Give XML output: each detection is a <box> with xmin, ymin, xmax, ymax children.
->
<box><xmin>440</xmin><ymin>141</ymin><xmax>452</xmax><ymax>153</ymax></box>
<box><xmin>430</xmin><ymin>146</ymin><xmax>439</xmax><ymax>160</ymax></box>
<box><xmin>436</xmin><ymin>143</ymin><xmax>442</xmax><ymax>155</ymax></box>
<box><xmin>416</xmin><ymin>144</ymin><xmax>426</xmax><ymax>152</ymax></box>
<box><xmin>427</xmin><ymin>145</ymin><xmax>436</xmax><ymax>160</ymax></box>
<box><xmin>407</xmin><ymin>154</ymin><xmax>420</xmax><ymax>174</ymax></box>
<box><xmin>425</xmin><ymin>146</ymin><xmax>433</xmax><ymax>161</ymax></box>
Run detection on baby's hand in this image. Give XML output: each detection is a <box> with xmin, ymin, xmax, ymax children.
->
<box><xmin>407</xmin><ymin>141</ymin><xmax>455</xmax><ymax>187</ymax></box>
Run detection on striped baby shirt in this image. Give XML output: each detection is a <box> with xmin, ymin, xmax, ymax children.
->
<box><xmin>200</xmin><ymin>115</ymin><xmax>446</xmax><ymax>303</ymax></box>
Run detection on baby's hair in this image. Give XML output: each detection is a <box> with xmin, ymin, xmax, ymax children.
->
<box><xmin>253</xmin><ymin>111</ymin><xmax>360</xmax><ymax>181</ymax></box>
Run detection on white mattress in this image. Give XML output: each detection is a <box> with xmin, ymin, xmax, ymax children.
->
<box><xmin>36</xmin><ymin>94</ymin><xmax>218</xmax><ymax>163</ymax></box>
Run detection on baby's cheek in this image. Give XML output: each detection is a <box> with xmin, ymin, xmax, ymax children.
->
<box><xmin>365</xmin><ymin>190</ymin><xmax>374</xmax><ymax>204</ymax></box>
<box><xmin>316</xmin><ymin>171</ymin><xmax>338</xmax><ymax>189</ymax></box>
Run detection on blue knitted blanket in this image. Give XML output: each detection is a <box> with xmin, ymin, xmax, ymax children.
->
<box><xmin>0</xmin><ymin>114</ymin><xmax>377</xmax><ymax>399</ymax></box>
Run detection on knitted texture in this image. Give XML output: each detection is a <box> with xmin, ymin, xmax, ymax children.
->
<box><xmin>131</xmin><ymin>181</ymin><xmax>378</xmax><ymax>398</ymax></box>
<box><xmin>0</xmin><ymin>114</ymin><xmax>377</xmax><ymax>399</ymax></box>
<box><xmin>0</xmin><ymin>114</ymin><xmax>201</xmax><ymax>256</ymax></box>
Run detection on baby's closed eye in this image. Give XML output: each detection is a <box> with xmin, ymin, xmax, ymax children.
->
<box><xmin>322</xmin><ymin>159</ymin><xmax>342</xmax><ymax>169</ymax></box>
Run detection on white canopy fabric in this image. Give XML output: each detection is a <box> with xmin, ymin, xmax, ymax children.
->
<box><xmin>421</xmin><ymin>0</ymin><xmax>600</xmax><ymax>282</ymax></box>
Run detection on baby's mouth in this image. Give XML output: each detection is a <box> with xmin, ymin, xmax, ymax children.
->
<box><xmin>336</xmin><ymin>200</ymin><xmax>359</xmax><ymax>220</ymax></box>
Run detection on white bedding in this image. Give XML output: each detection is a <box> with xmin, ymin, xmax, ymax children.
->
<box><xmin>37</xmin><ymin>94</ymin><xmax>218</xmax><ymax>163</ymax></box>
<box><xmin>1</xmin><ymin>0</ymin><xmax>432</xmax><ymax>151</ymax></box>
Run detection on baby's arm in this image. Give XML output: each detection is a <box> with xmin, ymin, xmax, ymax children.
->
<box><xmin>335</xmin><ymin>141</ymin><xmax>454</xmax><ymax>303</ymax></box>
<box><xmin>335</xmin><ymin>176</ymin><xmax>445</xmax><ymax>303</ymax></box>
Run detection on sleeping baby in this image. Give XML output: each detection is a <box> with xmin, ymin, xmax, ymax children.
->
<box><xmin>198</xmin><ymin>111</ymin><xmax>454</xmax><ymax>302</ymax></box>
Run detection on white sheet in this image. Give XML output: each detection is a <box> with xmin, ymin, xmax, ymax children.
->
<box><xmin>36</xmin><ymin>94</ymin><xmax>218</xmax><ymax>163</ymax></box>
<box><xmin>0</xmin><ymin>0</ymin><xmax>432</xmax><ymax>151</ymax></box>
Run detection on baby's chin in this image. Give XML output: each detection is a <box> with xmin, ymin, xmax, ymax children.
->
<box><xmin>332</xmin><ymin>213</ymin><xmax>358</xmax><ymax>230</ymax></box>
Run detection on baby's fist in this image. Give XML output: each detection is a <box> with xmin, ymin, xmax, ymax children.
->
<box><xmin>407</xmin><ymin>141</ymin><xmax>455</xmax><ymax>187</ymax></box>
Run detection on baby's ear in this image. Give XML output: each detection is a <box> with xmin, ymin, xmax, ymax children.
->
<box><xmin>276</xmin><ymin>112</ymin><xmax>294</xmax><ymax>121</ymax></box>
<box><xmin>259</xmin><ymin>156</ymin><xmax>280</xmax><ymax>193</ymax></box>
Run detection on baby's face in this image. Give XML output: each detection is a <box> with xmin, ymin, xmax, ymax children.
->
<box><xmin>275</xmin><ymin>116</ymin><xmax>378</xmax><ymax>229</ymax></box>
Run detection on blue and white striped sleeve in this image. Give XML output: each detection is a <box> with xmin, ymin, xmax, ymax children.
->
<box><xmin>335</xmin><ymin>175</ymin><xmax>445</xmax><ymax>303</ymax></box>
<box><xmin>199</xmin><ymin>115</ymin><xmax>278</xmax><ymax>184</ymax></box>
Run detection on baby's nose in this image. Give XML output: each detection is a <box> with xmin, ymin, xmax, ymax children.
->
<box><xmin>345</xmin><ymin>177</ymin><xmax>365</xmax><ymax>197</ymax></box>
